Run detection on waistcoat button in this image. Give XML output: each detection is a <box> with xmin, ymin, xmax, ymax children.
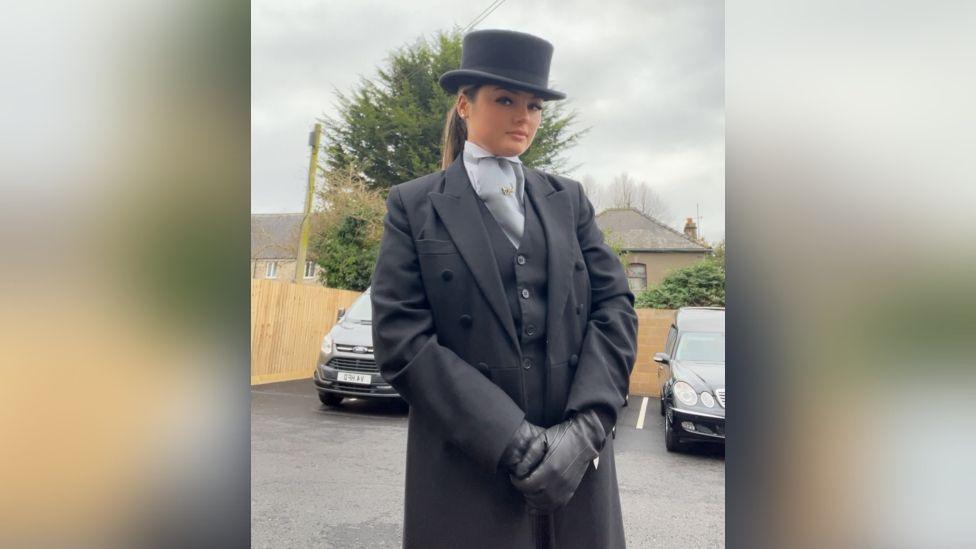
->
<box><xmin>569</xmin><ymin>354</ymin><xmax>579</xmax><ymax>366</ymax></box>
<box><xmin>520</xmin><ymin>288</ymin><xmax>530</xmax><ymax>299</ymax></box>
<box><xmin>441</xmin><ymin>269</ymin><xmax>453</xmax><ymax>281</ymax></box>
<box><xmin>459</xmin><ymin>314</ymin><xmax>472</xmax><ymax>328</ymax></box>
<box><xmin>525</xmin><ymin>324</ymin><xmax>536</xmax><ymax>336</ymax></box>
<box><xmin>522</xmin><ymin>357</ymin><xmax>534</xmax><ymax>370</ymax></box>
<box><xmin>516</xmin><ymin>255</ymin><xmax>526</xmax><ymax>265</ymax></box>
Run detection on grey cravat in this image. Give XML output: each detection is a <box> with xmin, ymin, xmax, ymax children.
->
<box><xmin>474</xmin><ymin>156</ymin><xmax>525</xmax><ymax>248</ymax></box>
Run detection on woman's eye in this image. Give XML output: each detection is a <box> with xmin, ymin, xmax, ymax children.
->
<box><xmin>496</xmin><ymin>97</ymin><xmax>513</xmax><ymax>105</ymax></box>
<box><xmin>530</xmin><ymin>103</ymin><xmax>544</xmax><ymax>111</ymax></box>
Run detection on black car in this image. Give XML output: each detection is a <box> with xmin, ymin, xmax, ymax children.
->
<box><xmin>656</xmin><ymin>307</ymin><xmax>725</xmax><ymax>452</ymax></box>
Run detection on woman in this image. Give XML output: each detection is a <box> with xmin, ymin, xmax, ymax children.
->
<box><xmin>371</xmin><ymin>29</ymin><xmax>638</xmax><ymax>549</ymax></box>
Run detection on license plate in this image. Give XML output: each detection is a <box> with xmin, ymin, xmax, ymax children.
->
<box><xmin>337</xmin><ymin>371</ymin><xmax>371</xmax><ymax>385</ymax></box>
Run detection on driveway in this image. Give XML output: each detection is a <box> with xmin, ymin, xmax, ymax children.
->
<box><xmin>252</xmin><ymin>380</ymin><xmax>724</xmax><ymax>548</ymax></box>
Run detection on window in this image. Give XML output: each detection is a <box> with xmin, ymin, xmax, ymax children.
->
<box><xmin>665</xmin><ymin>326</ymin><xmax>678</xmax><ymax>355</ymax></box>
<box><xmin>304</xmin><ymin>261</ymin><xmax>315</xmax><ymax>279</ymax></box>
<box><xmin>343</xmin><ymin>289</ymin><xmax>373</xmax><ymax>323</ymax></box>
<box><xmin>627</xmin><ymin>263</ymin><xmax>647</xmax><ymax>291</ymax></box>
<box><xmin>266</xmin><ymin>261</ymin><xmax>278</xmax><ymax>279</ymax></box>
<box><xmin>675</xmin><ymin>332</ymin><xmax>726</xmax><ymax>363</ymax></box>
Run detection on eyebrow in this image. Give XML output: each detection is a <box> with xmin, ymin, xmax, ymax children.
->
<box><xmin>493</xmin><ymin>86</ymin><xmax>543</xmax><ymax>101</ymax></box>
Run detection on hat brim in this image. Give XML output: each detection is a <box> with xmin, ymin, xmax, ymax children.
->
<box><xmin>439</xmin><ymin>69</ymin><xmax>566</xmax><ymax>101</ymax></box>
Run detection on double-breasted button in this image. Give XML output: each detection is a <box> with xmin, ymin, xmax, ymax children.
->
<box><xmin>575</xmin><ymin>260</ymin><xmax>585</xmax><ymax>271</ymax></box>
<box><xmin>576</xmin><ymin>303</ymin><xmax>584</xmax><ymax>315</ymax></box>
<box><xmin>520</xmin><ymin>288</ymin><xmax>530</xmax><ymax>299</ymax></box>
<box><xmin>569</xmin><ymin>354</ymin><xmax>579</xmax><ymax>366</ymax></box>
<box><xmin>459</xmin><ymin>314</ymin><xmax>472</xmax><ymax>328</ymax></box>
<box><xmin>525</xmin><ymin>324</ymin><xmax>537</xmax><ymax>336</ymax></box>
<box><xmin>516</xmin><ymin>255</ymin><xmax>526</xmax><ymax>265</ymax></box>
<box><xmin>441</xmin><ymin>269</ymin><xmax>453</xmax><ymax>281</ymax></box>
<box><xmin>522</xmin><ymin>357</ymin><xmax>534</xmax><ymax>370</ymax></box>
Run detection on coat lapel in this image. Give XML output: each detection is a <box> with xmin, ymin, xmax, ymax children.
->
<box><xmin>523</xmin><ymin>168</ymin><xmax>574</xmax><ymax>343</ymax></box>
<box><xmin>429</xmin><ymin>156</ymin><xmax>520</xmax><ymax>350</ymax></box>
<box><xmin>428</xmin><ymin>156</ymin><xmax>575</xmax><ymax>356</ymax></box>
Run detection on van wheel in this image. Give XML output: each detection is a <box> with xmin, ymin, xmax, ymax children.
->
<box><xmin>318</xmin><ymin>393</ymin><xmax>343</xmax><ymax>407</ymax></box>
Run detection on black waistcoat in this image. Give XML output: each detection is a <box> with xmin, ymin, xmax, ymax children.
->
<box><xmin>474</xmin><ymin>190</ymin><xmax>555</xmax><ymax>426</ymax></box>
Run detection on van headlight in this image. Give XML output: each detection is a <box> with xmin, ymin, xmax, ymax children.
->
<box><xmin>321</xmin><ymin>333</ymin><xmax>334</xmax><ymax>353</ymax></box>
<box><xmin>673</xmin><ymin>381</ymin><xmax>698</xmax><ymax>406</ymax></box>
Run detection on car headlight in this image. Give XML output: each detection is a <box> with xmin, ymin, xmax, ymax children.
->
<box><xmin>321</xmin><ymin>333</ymin><xmax>334</xmax><ymax>353</ymax></box>
<box><xmin>673</xmin><ymin>381</ymin><xmax>698</xmax><ymax>406</ymax></box>
<box><xmin>700</xmin><ymin>391</ymin><xmax>715</xmax><ymax>408</ymax></box>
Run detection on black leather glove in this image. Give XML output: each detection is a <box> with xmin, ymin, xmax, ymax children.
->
<box><xmin>499</xmin><ymin>419</ymin><xmax>547</xmax><ymax>479</ymax></box>
<box><xmin>510</xmin><ymin>409</ymin><xmax>606</xmax><ymax>513</ymax></box>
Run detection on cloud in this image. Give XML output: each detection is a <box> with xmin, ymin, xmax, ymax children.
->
<box><xmin>251</xmin><ymin>0</ymin><xmax>725</xmax><ymax>240</ymax></box>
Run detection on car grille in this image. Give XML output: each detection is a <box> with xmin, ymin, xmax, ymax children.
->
<box><xmin>716</xmin><ymin>388</ymin><xmax>725</xmax><ymax>408</ymax></box>
<box><xmin>327</xmin><ymin>356</ymin><xmax>378</xmax><ymax>373</ymax></box>
<box><xmin>333</xmin><ymin>381</ymin><xmax>382</xmax><ymax>394</ymax></box>
<box><xmin>335</xmin><ymin>343</ymin><xmax>373</xmax><ymax>353</ymax></box>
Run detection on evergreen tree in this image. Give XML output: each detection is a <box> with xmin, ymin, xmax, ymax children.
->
<box><xmin>635</xmin><ymin>260</ymin><xmax>726</xmax><ymax>309</ymax></box>
<box><xmin>322</xmin><ymin>30</ymin><xmax>586</xmax><ymax>191</ymax></box>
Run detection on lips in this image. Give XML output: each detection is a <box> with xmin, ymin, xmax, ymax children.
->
<box><xmin>508</xmin><ymin>131</ymin><xmax>528</xmax><ymax>139</ymax></box>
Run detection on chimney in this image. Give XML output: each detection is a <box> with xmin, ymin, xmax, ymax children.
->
<box><xmin>683</xmin><ymin>217</ymin><xmax>698</xmax><ymax>240</ymax></box>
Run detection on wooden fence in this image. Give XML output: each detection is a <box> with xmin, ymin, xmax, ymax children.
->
<box><xmin>251</xmin><ymin>280</ymin><xmax>361</xmax><ymax>385</ymax></box>
<box><xmin>250</xmin><ymin>278</ymin><xmax>675</xmax><ymax>395</ymax></box>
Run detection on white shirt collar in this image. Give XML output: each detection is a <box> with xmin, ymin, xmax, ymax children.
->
<box><xmin>463</xmin><ymin>140</ymin><xmax>523</xmax><ymax>165</ymax></box>
<box><xmin>461</xmin><ymin>140</ymin><xmax>525</xmax><ymax>204</ymax></box>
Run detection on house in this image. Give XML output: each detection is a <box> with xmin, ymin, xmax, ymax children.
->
<box><xmin>251</xmin><ymin>213</ymin><xmax>324</xmax><ymax>285</ymax></box>
<box><xmin>594</xmin><ymin>208</ymin><xmax>711</xmax><ymax>291</ymax></box>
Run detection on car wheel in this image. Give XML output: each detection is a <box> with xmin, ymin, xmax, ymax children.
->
<box><xmin>664</xmin><ymin>412</ymin><xmax>685</xmax><ymax>453</ymax></box>
<box><xmin>318</xmin><ymin>393</ymin><xmax>344</xmax><ymax>407</ymax></box>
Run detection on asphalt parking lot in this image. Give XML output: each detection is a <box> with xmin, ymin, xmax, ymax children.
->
<box><xmin>252</xmin><ymin>380</ymin><xmax>724</xmax><ymax>548</ymax></box>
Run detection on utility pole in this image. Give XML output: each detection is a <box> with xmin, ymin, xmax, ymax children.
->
<box><xmin>295</xmin><ymin>123</ymin><xmax>321</xmax><ymax>283</ymax></box>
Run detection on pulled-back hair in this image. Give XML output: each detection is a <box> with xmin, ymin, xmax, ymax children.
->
<box><xmin>440</xmin><ymin>84</ymin><xmax>483</xmax><ymax>170</ymax></box>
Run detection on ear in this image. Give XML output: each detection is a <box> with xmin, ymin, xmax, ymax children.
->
<box><xmin>456</xmin><ymin>94</ymin><xmax>469</xmax><ymax>119</ymax></box>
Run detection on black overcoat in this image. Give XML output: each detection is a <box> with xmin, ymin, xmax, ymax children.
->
<box><xmin>370</xmin><ymin>155</ymin><xmax>639</xmax><ymax>549</ymax></box>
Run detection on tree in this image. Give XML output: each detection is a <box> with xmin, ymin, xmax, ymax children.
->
<box><xmin>709</xmin><ymin>239</ymin><xmax>725</xmax><ymax>271</ymax></box>
<box><xmin>580</xmin><ymin>174</ymin><xmax>606</xmax><ymax>213</ymax></box>
<box><xmin>635</xmin><ymin>260</ymin><xmax>725</xmax><ymax>309</ymax></box>
<box><xmin>308</xmin><ymin>165</ymin><xmax>387</xmax><ymax>291</ymax></box>
<box><xmin>609</xmin><ymin>172</ymin><xmax>672</xmax><ymax>225</ymax></box>
<box><xmin>321</xmin><ymin>30</ymin><xmax>587</xmax><ymax>192</ymax></box>
<box><xmin>601</xmin><ymin>227</ymin><xmax>631</xmax><ymax>271</ymax></box>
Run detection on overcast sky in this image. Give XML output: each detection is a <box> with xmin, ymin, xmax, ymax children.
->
<box><xmin>252</xmin><ymin>0</ymin><xmax>725</xmax><ymax>242</ymax></box>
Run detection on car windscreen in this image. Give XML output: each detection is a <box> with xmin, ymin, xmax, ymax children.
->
<box><xmin>675</xmin><ymin>332</ymin><xmax>725</xmax><ymax>362</ymax></box>
<box><xmin>344</xmin><ymin>291</ymin><xmax>373</xmax><ymax>323</ymax></box>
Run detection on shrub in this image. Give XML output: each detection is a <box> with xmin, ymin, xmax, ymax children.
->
<box><xmin>635</xmin><ymin>260</ymin><xmax>725</xmax><ymax>309</ymax></box>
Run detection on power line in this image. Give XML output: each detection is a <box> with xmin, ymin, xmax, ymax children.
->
<box><xmin>394</xmin><ymin>0</ymin><xmax>508</xmax><ymax>92</ymax></box>
<box><xmin>463</xmin><ymin>0</ymin><xmax>507</xmax><ymax>33</ymax></box>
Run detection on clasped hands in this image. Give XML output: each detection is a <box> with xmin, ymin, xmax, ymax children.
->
<box><xmin>499</xmin><ymin>409</ymin><xmax>606</xmax><ymax>514</ymax></box>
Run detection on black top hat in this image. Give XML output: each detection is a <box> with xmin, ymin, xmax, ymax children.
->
<box><xmin>439</xmin><ymin>29</ymin><xmax>567</xmax><ymax>101</ymax></box>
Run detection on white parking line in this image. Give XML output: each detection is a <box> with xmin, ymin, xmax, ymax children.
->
<box><xmin>636</xmin><ymin>396</ymin><xmax>649</xmax><ymax>429</ymax></box>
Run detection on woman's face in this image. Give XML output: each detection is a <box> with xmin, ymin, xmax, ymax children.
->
<box><xmin>458</xmin><ymin>84</ymin><xmax>544</xmax><ymax>157</ymax></box>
